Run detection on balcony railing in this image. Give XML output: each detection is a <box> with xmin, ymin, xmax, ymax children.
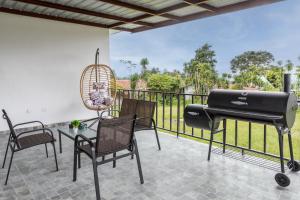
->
<box><xmin>112</xmin><ymin>89</ymin><xmax>300</xmax><ymax>162</ymax></box>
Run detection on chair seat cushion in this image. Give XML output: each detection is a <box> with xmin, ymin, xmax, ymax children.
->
<box><xmin>79</xmin><ymin>140</ymin><xmax>129</xmax><ymax>157</ymax></box>
<box><xmin>18</xmin><ymin>133</ymin><xmax>54</xmax><ymax>149</ymax></box>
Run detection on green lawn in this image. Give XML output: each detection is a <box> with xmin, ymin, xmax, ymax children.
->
<box><xmin>154</xmin><ymin>102</ymin><xmax>300</xmax><ymax>161</ymax></box>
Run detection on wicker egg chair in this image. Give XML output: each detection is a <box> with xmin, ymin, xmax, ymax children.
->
<box><xmin>80</xmin><ymin>49</ymin><xmax>116</xmax><ymax>112</ymax></box>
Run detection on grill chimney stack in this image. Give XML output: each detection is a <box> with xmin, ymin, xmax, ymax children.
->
<box><xmin>284</xmin><ymin>73</ymin><xmax>291</xmax><ymax>93</ymax></box>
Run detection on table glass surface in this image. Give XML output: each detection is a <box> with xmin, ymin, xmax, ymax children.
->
<box><xmin>57</xmin><ymin>126</ymin><xmax>97</xmax><ymax>140</ymax></box>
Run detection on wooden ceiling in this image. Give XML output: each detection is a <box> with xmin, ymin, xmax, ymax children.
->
<box><xmin>0</xmin><ymin>0</ymin><xmax>283</xmax><ymax>33</ymax></box>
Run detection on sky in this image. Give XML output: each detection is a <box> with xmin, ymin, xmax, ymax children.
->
<box><xmin>110</xmin><ymin>0</ymin><xmax>300</xmax><ymax>78</ymax></box>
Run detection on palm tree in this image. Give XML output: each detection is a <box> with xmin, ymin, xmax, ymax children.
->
<box><xmin>285</xmin><ymin>60</ymin><xmax>294</xmax><ymax>73</ymax></box>
<box><xmin>140</xmin><ymin>58</ymin><xmax>149</xmax><ymax>80</ymax></box>
<box><xmin>140</xmin><ymin>58</ymin><xmax>149</xmax><ymax>72</ymax></box>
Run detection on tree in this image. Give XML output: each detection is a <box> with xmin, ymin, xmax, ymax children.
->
<box><xmin>230</xmin><ymin>51</ymin><xmax>274</xmax><ymax>89</ymax></box>
<box><xmin>266</xmin><ymin>66</ymin><xmax>284</xmax><ymax>89</ymax></box>
<box><xmin>150</xmin><ymin>67</ymin><xmax>160</xmax><ymax>74</ymax></box>
<box><xmin>120</xmin><ymin>59</ymin><xmax>137</xmax><ymax>71</ymax></box>
<box><xmin>130</xmin><ymin>73</ymin><xmax>139</xmax><ymax>90</ymax></box>
<box><xmin>218</xmin><ymin>73</ymin><xmax>232</xmax><ymax>89</ymax></box>
<box><xmin>184</xmin><ymin>43</ymin><xmax>218</xmax><ymax>94</ymax></box>
<box><xmin>147</xmin><ymin>73</ymin><xmax>181</xmax><ymax>92</ymax></box>
<box><xmin>140</xmin><ymin>58</ymin><xmax>149</xmax><ymax>80</ymax></box>
<box><xmin>285</xmin><ymin>60</ymin><xmax>294</xmax><ymax>73</ymax></box>
<box><xmin>231</xmin><ymin>51</ymin><xmax>274</xmax><ymax>74</ymax></box>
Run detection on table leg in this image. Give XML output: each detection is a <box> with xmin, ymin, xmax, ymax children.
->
<box><xmin>59</xmin><ymin>131</ymin><xmax>62</xmax><ymax>154</ymax></box>
<box><xmin>78</xmin><ymin>141</ymin><xmax>81</xmax><ymax>169</ymax></box>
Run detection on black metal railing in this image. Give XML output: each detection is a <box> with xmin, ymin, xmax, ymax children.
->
<box><xmin>112</xmin><ymin>89</ymin><xmax>300</xmax><ymax>162</ymax></box>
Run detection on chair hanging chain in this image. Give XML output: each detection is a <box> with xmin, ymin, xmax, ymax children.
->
<box><xmin>95</xmin><ymin>48</ymin><xmax>100</xmax><ymax>82</ymax></box>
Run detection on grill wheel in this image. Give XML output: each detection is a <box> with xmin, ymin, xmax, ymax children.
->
<box><xmin>287</xmin><ymin>160</ymin><xmax>300</xmax><ymax>172</ymax></box>
<box><xmin>275</xmin><ymin>173</ymin><xmax>290</xmax><ymax>187</ymax></box>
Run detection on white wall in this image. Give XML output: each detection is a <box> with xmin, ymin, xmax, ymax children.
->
<box><xmin>0</xmin><ymin>13</ymin><xmax>110</xmax><ymax>131</ymax></box>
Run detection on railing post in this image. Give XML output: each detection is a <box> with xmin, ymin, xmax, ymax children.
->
<box><xmin>248</xmin><ymin>122</ymin><xmax>252</xmax><ymax>150</ymax></box>
<box><xmin>170</xmin><ymin>94</ymin><xmax>172</xmax><ymax>131</ymax></box>
<box><xmin>235</xmin><ymin>120</ymin><xmax>238</xmax><ymax>146</ymax></box>
<box><xmin>183</xmin><ymin>94</ymin><xmax>186</xmax><ymax>134</ymax></box>
<box><xmin>177</xmin><ymin>94</ymin><xmax>180</xmax><ymax>138</ymax></box>
<box><xmin>162</xmin><ymin>93</ymin><xmax>165</xmax><ymax>129</ymax></box>
<box><xmin>155</xmin><ymin>92</ymin><xmax>158</xmax><ymax>127</ymax></box>
<box><xmin>264</xmin><ymin>124</ymin><xmax>267</xmax><ymax>153</ymax></box>
<box><xmin>191</xmin><ymin>95</ymin><xmax>194</xmax><ymax>136</ymax></box>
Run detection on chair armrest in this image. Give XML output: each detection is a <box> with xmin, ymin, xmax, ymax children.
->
<box><xmin>16</xmin><ymin>128</ymin><xmax>54</xmax><ymax>139</ymax></box>
<box><xmin>75</xmin><ymin>134</ymin><xmax>94</xmax><ymax>148</ymax></box>
<box><xmin>100</xmin><ymin>110</ymin><xmax>120</xmax><ymax>119</ymax></box>
<box><xmin>13</xmin><ymin>121</ymin><xmax>45</xmax><ymax>129</ymax></box>
<box><xmin>81</xmin><ymin>117</ymin><xmax>100</xmax><ymax>123</ymax></box>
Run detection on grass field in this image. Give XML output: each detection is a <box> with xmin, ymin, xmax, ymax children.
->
<box><xmin>154</xmin><ymin>103</ymin><xmax>300</xmax><ymax>161</ymax></box>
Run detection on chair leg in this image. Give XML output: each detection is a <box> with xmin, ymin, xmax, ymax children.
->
<box><xmin>5</xmin><ymin>149</ymin><xmax>14</xmax><ymax>185</ymax></box>
<box><xmin>152</xmin><ymin>119</ymin><xmax>161</xmax><ymax>150</ymax></box>
<box><xmin>51</xmin><ymin>142</ymin><xmax>59</xmax><ymax>171</ymax></box>
<box><xmin>133</xmin><ymin>139</ymin><xmax>144</xmax><ymax>184</ymax></box>
<box><xmin>73</xmin><ymin>146</ymin><xmax>78</xmax><ymax>182</ymax></box>
<box><xmin>92</xmin><ymin>154</ymin><xmax>101</xmax><ymax>200</ymax></box>
<box><xmin>45</xmin><ymin>144</ymin><xmax>49</xmax><ymax>158</ymax></box>
<box><xmin>2</xmin><ymin>136</ymin><xmax>10</xmax><ymax>168</ymax></box>
<box><xmin>113</xmin><ymin>153</ymin><xmax>116</xmax><ymax>168</ymax></box>
<box><xmin>78</xmin><ymin>148</ymin><xmax>81</xmax><ymax>169</ymax></box>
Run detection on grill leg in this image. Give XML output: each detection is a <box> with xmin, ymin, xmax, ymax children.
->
<box><xmin>278</xmin><ymin>130</ymin><xmax>285</xmax><ymax>173</ymax></box>
<box><xmin>223</xmin><ymin>119</ymin><xmax>227</xmax><ymax>154</ymax></box>
<box><xmin>113</xmin><ymin>153</ymin><xmax>116</xmax><ymax>168</ymax></box>
<box><xmin>134</xmin><ymin>139</ymin><xmax>144</xmax><ymax>184</ymax></box>
<box><xmin>2</xmin><ymin>135</ymin><xmax>10</xmax><ymax>168</ymax></box>
<box><xmin>152</xmin><ymin>119</ymin><xmax>161</xmax><ymax>150</ymax></box>
<box><xmin>288</xmin><ymin>131</ymin><xmax>295</xmax><ymax>165</ymax></box>
<box><xmin>52</xmin><ymin>142</ymin><xmax>59</xmax><ymax>171</ymax></box>
<box><xmin>208</xmin><ymin>130</ymin><xmax>214</xmax><ymax>161</ymax></box>
<box><xmin>92</xmin><ymin>153</ymin><xmax>101</xmax><ymax>200</ymax></box>
<box><xmin>45</xmin><ymin>144</ymin><xmax>48</xmax><ymax>158</ymax></box>
<box><xmin>5</xmin><ymin>149</ymin><xmax>14</xmax><ymax>185</ymax></box>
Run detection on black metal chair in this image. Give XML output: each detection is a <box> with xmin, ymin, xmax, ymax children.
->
<box><xmin>135</xmin><ymin>100</ymin><xmax>161</xmax><ymax>150</ymax></box>
<box><xmin>1</xmin><ymin>109</ymin><xmax>58</xmax><ymax>185</ymax></box>
<box><xmin>73</xmin><ymin>114</ymin><xmax>143</xmax><ymax>200</ymax></box>
<box><xmin>100</xmin><ymin>98</ymin><xmax>161</xmax><ymax>150</ymax></box>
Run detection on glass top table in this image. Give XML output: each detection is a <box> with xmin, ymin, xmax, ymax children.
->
<box><xmin>57</xmin><ymin>125</ymin><xmax>97</xmax><ymax>154</ymax></box>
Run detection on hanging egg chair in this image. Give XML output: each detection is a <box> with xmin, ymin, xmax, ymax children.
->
<box><xmin>80</xmin><ymin>49</ymin><xmax>116</xmax><ymax>111</ymax></box>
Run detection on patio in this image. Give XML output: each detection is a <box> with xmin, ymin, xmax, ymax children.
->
<box><xmin>1</xmin><ymin>128</ymin><xmax>299</xmax><ymax>200</ymax></box>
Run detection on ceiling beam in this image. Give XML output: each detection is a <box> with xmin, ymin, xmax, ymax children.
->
<box><xmin>98</xmin><ymin>0</ymin><xmax>180</xmax><ymax>20</ymax></box>
<box><xmin>183</xmin><ymin>0</ymin><xmax>209</xmax><ymax>4</ymax></box>
<box><xmin>132</xmin><ymin>0</ymin><xmax>282</xmax><ymax>33</ymax></box>
<box><xmin>0</xmin><ymin>7</ymin><xmax>115</xmax><ymax>30</ymax></box>
<box><xmin>183</xmin><ymin>0</ymin><xmax>218</xmax><ymax>12</ymax></box>
<box><xmin>14</xmin><ymin>0</ymin><xmax>154</xmax><ymax>27</ymax></box>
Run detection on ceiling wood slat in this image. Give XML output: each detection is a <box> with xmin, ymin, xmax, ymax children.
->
<box><xmin>132</xmin><ymin>0</ymin><xmax>282</xmax><ymax>33</ymax></box>
<box><xmin>0</xmin><ymin>0</ymin><xmax>283</xmax><ymax>33</ymax></box>
<box><xmin>13</xmin><ymin>0</ymin><xmax>154</xmax><ymax>27</ymax></box>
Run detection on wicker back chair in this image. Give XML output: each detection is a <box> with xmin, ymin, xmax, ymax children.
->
<box><xmin>1</xmin><ymin>109</ymin><xmax>58</xmax><ymax>185</ymax></box>
<box><xmin>73</xmin><ymin>114</ymin><xmax>143</xmax><ymax>200</ymax></box>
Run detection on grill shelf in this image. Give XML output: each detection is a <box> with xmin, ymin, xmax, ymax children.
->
<box><xmin>211</xmin><ymin>146</ymin><xmax>288</xmax><ymax>172</ymax></box>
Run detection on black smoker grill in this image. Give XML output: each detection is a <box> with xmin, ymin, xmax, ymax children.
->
<box><xmin>184</xmin><ymin>74</ymin><xmax>299</xmax><ymax>187</ymax></box>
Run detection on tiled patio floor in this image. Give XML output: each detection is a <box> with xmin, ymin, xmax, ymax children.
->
<box><xmin>0</xmin><ymin>128</ymin><xmax>300</xmax><ymax>200</ymax></box>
